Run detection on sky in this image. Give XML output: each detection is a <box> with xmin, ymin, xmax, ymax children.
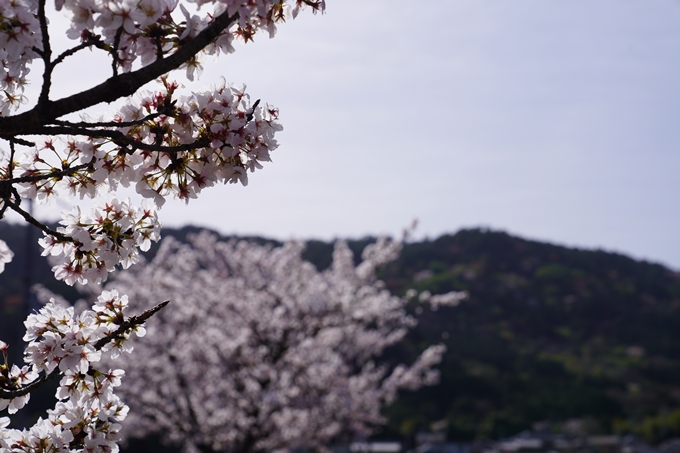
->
<box><xmin>15</xmin><ymin>0</ymin><xmax>680</xmax><ymax>269</ymax></box>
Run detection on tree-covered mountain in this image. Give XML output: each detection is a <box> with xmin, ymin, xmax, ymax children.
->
<box><xmin>374</xmin><ymin>229</ymin><xmax>680</xmax><ymax>443</ymax></box>
<box><xmin>1</xmin><ymin>224</ymin><xmax>679</xmax><ymax>444</ymax></box>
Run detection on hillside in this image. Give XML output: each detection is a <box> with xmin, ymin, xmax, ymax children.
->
<box><xmin>1</xmin><ymin>224</ymin><xmax>680</xmax><ymax>443</ymax></box>
<box><xmin>377</xmin><ymin>229</ymin><xmax>680</xmax><ymax>442</ymax></box>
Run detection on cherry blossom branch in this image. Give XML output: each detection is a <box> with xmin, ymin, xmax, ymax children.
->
<box><xmin>46</xmin><ymin>95</ymin><xmax>261</xmax><ymax>130</ymax></box>
<box><xmin>34</xmin><ymin>126</ymin><xmax>211</xmax><ymax>153</ymax></box>
<box><xmin>93</xmin><ymin>300</ymin><xmax>169</xmax><ymax>350</ymax></box>
<box><xmin>0</xmin><ymin>2</ymin><xmax>320</xmax><ymax>450</ymax></box>
<box><xmin>154</xmin><ymin>31</ymin><xmax>164</xmax><ymax>61</ymax></box>
<box><xmin>0</xmin><ymin>9</ymin><xmax>239</xmax><ymax>137</ymax></box>
<box><xmin>0</xmin><ymin>367</ymin><xmax>60</xmax><ymax>401</ymax></box>
<box><xmin>0</xmin><ymin>300</ymin><xmax>169</xmax><ymax>399</ymax></box>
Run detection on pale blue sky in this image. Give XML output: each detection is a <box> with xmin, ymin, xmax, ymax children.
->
<box><xmin>23</xmin><ymin>1</ymin><xmax>680</xmax><ymax>269</ymax></box>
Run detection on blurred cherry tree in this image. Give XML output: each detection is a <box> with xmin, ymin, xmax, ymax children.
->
<box><xmin>103</xmin><ymin>231</ymin><xmax>465</xmax><ymax>453</ymax></box>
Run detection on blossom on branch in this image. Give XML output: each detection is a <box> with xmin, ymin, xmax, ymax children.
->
<box><xmin>0</xmin><ymin>0</ymin><xmax>322</xmax><ymax>286</ymax></box>
<box><xmin>39</xmin><ymin>197</ymin><xmax>160</xmax><ymax>285</ymax></box>
<box><xmin>0</xmin><ymin>290</ymin><xmax>167</xmax><ymax>453</ymax></box>
<box><xmin>0</xmin><ymin>1</ymin><xmax>328</xmax><ymax>452</ymax></box>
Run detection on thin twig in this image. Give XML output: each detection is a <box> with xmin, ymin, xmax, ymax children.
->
<box><xmin>111</xmin><ymin>26</ymin><xmax>124</xmax><ymax>77</ymax></box>
<box><xmin>0</xmin><ymin>137</ymin><xmax>34</xmax><ymax>147</ymax></box>
<box><xmin>246</xmin><ymin>99</ymin><xmax>261</xmax><ymax>122</ymax></box>
<box><xmin>94</xmin><ymin>300</ymin><xmax>169</xmax><ymax>350</ymax></box>
<box><xmin>0</xmin><ymin>201</ymin><xmax>9</xmax><ymax>220</ymax></box>
<box><xmin>2</xmin><ymin>161</ymin><xmax>92</xmax><ymax>185</ymax></box>
<box><xmin>5</xmin><ymin>199</ymin><xmax>69</xmax><ymax>240</ymax></box>
<box><xmin>52</xmin><ymin>39</ymin><xmax>103</xmax><ymax>67</ymax></box>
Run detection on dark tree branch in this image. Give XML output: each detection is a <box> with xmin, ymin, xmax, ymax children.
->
<box><xmin>0</xmin><ymin>366</ymin><xmax>61</xmax><ymax>401</ymax></box>
<box><xmin>5</xmin><ymin>199</ymin><xmax>69</xmax><ymax>240</ymax></box>
<box><xmin>52</xmin><ymin>38</ymin><xmax>103</xmax><ymax>67</ymax></box>
<box><xmin>8</xmin><ymin>140</ymin><xmax>16</xmax><ymax>180</ymax></box>
<box><xmin>246</xmin><ymin>99</ymin><xmax>260</xmax><ymax>122</ymax></box>
<box><xmin>1</xmin><ymin>161</ymin><xmax>92</xmax><ymax>185</ymax></box>
<box><xmin>34</xmin><ymin>126</ymin><xmax>210</xmax><ymax>153</ymax></box>
<box><xmin>0</xmin><ymin>137</ymin><xmax>35</xmax><ymax>147</ymax></box>
<box><xmin>93</xmin><ymin>300</ymin><xmax>169</xmax><ymax>350</ymax></box>
<box><xmin>37</xmin><ymin>0</ymin><xmax>53</xmax><ymax>106</ymax></box>
<box><xmin>0</xmin><ymin>200</ymin><xmax>9</xmax><ymax>220</ymax></box>
<box><xmin>155</xmin><ymin>36</ymin><xmax>164</xmax><ymax>61</ymax></box>
<box><xmin>168</xmin><ymin>352</ymin><xmax>204</xmax><ymax>438</ymax></box>
<box><xmin>0</xmin><ymin>141</ymin><xmax>16</xmax><ymax>219</ymax></box>
<box><xmin>111</xmin><ymin>26</ymin><xmax>124</xmax><ymax>77</ymax></box>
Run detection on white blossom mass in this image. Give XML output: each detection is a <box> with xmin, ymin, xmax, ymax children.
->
<box><xmin>103</xmin><ymin>232</ymin><xmax>465</xmax><ymax>453</ymax></box>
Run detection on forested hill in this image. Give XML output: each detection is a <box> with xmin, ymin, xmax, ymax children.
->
<box><xmin>1</xmin><ymin>224</ymin><xmax>680</xmax><ymax>443</ymax></box>
<box><xmin>372</xmin><ymin>230</ymin><xmax>680</xmax><ymax>442</ymax></box>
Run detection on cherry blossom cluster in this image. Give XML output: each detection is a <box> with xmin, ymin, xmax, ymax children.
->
<box><xmin>0</xmin><ymin>0</ymin><xmax>325</xmax><ymax>113</ymax></box>
<box><xmin>57</xmin><ymin>0</ymin><xmax>324</xmax><ymax>76</ymax></box>
<box><xmin>0</xmin><ymin>0</ymin><xmax>321</xmax><ymax>287</ymax></box>
<box><xmin>38</xmin><ymin>197</ymin><xmax>160</xmax><ymax>285</ymax></box>
<box><xmin>0</xmin><ymin>290</ymin><xmax>154</xmax><ymax>453</ymax></box>
<box><xmin>102</xmin><ymin>231</ymin><xmax>465</xmax><ymax>453</ymax></box>
<box><xmin>12</xmin><ymin>80</ymin><xmax>280</xmax><ymax>208</ymax></box>
<box><xmin>0</xmin><ymin>0</ymin><xmax>40</xmax><ymax>115</ymax></box>
<box><xmin>115</xmin><ymin>79</ymin><xmax>282</xmax><ymax>204</ymax></box>
<box><xmin>0</xmin><ymin>341</ymin><xmax>37</xmax><ymax>415</ymax></box>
